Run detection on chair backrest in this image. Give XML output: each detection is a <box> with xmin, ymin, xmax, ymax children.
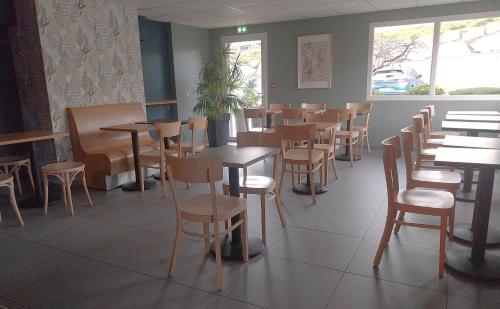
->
<box><xmin>381</xmin><ymin>136</ymin><xmax>401</xmax><ymax>203</ymax></box>
<box><xmin>423</xmin><ymin>105</ymin><xmax>436</xmax><ymax>134</ymax></box>
<box><xmin>243</xmin><ymin>107</ymin><xmax>267</xmax><ymax>132</ymax></box>
<box><xmin>155</xmin><ymin>121</ymin><xmax>182</xmax><ymax>157</ymax></box>
<box><xmin>237</xmin><ymin>131</ymin><xmax>284</xmax><ymax>150</ymax></box>
<box><xmin>270</xmin><ymin>103</ymin><xmax>291</xmax><ymax>111</ymax></box>
<box><xmin>282</xmin><ymin>108</ymin><xmax>307</xmax><ymax>124</ymax></box>
<box><xmin>275</xmin><ymin>123</ymin><xmax>316</xmax><ymax>143</ymax></box>
<box><xmin>165</xmin><ymin>155</ymin><xmax>223</xmax><ymax>218</ymax></box>
<box><xmin>346</xmin><ymin>102</ymin><xmax>372</xmax><ymax>129</ymax></box>
<box><xmin>400</xmin><ymin>126</ymin><xmax>416</xmax><ymax>184</ymax></box>
<box><xmin>325</xmin><ymin>108</ymin><xmax>356</xmax><ymax>130</ymax></box>
<box><xmin>412</xmin><ymin>115</ymin><xmax>425</xmax><ymax>157</ymax></box>
<box><xmin>420</xmin><ymin>109</ymin><xmax>432</xmax><ymax>141</ymax></box>
<box><xmin>301</xmin><ymin>103</ymin><xmax>326</xmax><ymax>111</ymax></box>
<box><xmin>187</xmin><ymin>116</ymin><xmax>208</xmax><ymax>148</ymax></box>
<box><xmin>306</xmin><ymin>112</ymin><xmax>339</xmax><ymax>145</ymax></box>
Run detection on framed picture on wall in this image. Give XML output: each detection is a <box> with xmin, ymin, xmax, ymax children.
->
<box><xmin>297</xmin><ymin>33</ymin><xmax>332</xmax><ymax>89</ymax></box>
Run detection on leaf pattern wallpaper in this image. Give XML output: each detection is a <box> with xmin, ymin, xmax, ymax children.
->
<box><xmin>35</xmin><ymin>0</ymin><xmax>146</xmax><ymax>160</ymax></box>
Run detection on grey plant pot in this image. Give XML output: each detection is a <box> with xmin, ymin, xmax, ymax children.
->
<box><xmin>207</xmin><ymin>113</ymin><xmax>230</xmax><ymax>147</ymax></box>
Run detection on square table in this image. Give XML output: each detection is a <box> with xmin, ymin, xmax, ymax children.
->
<box><xmin>443</xmin><ymin>135</ymin><xmax>500</xmax><ymax>150</ymax></box>
<box><xmin>196</xmin><ymin>145</ymin><xmax>279</xmax><ymax>260</ymax></box>
<box><xmin>445</xmin><ymin>114</ymin><xmax>500</xmax><ymax>123</ymax></box>
<box><xmin>441</xmin><ymin>121</ymin><xmax>500</xmax><ymax>202</ymax></box>
<box><xmin>435</xmin><ymin>147</ymin><xmax>500</xmax><ymax>281</ymax></box>
<box><xmin>447</xmin><ymin>111</ymin><xmax>500</xmax><ymax>115</ymax></box>
<box><xmin>0</xmin><ymin>131</ymin><xmax>68</xmax><ymax>207</ymax></box>
<box><xmin>100</xmin><ymin>123</ymin><xmax>157</xmax><ymax>191</ymax></box>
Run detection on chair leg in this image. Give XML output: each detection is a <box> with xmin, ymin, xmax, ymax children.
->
<box><xmin>279</xmin><ymin>161</ymin><xmax>286</xmax><ymax>197</ymax></box>
<box><xmin>331</xmin><ymin>156</ymin><xmax>338</xmax><ymax>179</ymax></box>
<box><xmin>366</xmin><ymin>134</ymin><xmax>371</xmax><ymax>152</ymax></box>
<box><xmin>274</xmin><ymin>191</ymin><xmax>287</xmax><ymax>227</ymax></box>
<box><xmin>308</xmin><ymin>163</ymin><xmax>316</xmax><ymax>205</ymax></box>
<box><xmin>394</xmin><ymin>211</ymin><xmax>406</xmax><ymax>233</ymax></box>
<box><xmin>260</xmin><ymin>193</ymin><xmax>267</xmax><ymax>243</ymax></box>
<box><xmin>160</xmin><ymin>163</ymin><xmax>168</xmax><ymax>200</ymax></box>
<box><xmin>320</xmin><ymin>158</ymin><xmax>325</xmax><ymax>187</ymax></box>
<box><xmin>168</xmin><ymin>219</ymin><xmax>182</xmax><ymax>278</ymax></box>
<box><xmin>43</xmin><ymin>175</ymin><xmax>49</xmax><ymax>215</ymax></box>
<box><xmin>213</xmin><ymin>219</ymin><xmax>223</xmax><ymax>290</ymax></box>
<box><xmin>373</xmin><ymin>211</ymin><xmax>396</xmax><ymax>266</ymax></box>
<box><xmin>439</xmin><ymin>215</ymin><xmax>448</xmax><ymax>277</ymax></box>
<box><xmin>65</xmin><ymin>173</ymin><xmax>74</xmax><ymax>216</ymax></box>
<box><xmin>241</xmin><ymin>211</ymin><xmax>249</xmax><ymax>262</ymax></box>
<box><xmin>291</xmin><ymin>164</ymin><xmax>296</xmax><ymax>186</ymax></box>
<box><xmin>140</xmin><ymin>167</ymin><xmax>145</xmax><ymax>192</ymax></box>
<box><xmin>360</xmin><ymin>135</ymin><xmax>364</xmax><ymax>158</ymax></box>
<box><xmin>61</xmin><ymin>180</ymin><xmax>67</xmax><ymax>207</ymax></box>
<box><xmin>8</xmin><ymin>182</ymin><xmax>23</xmax><ymax>226</ymax></box>
<box><xmin>349</xmin><ymin>141</ymin><xmax>354</xmax><ymax>167</ymax></box>
<box><xmin>13</xmin><ymin>166</ymin><xmax>22</xmax><ymax>195</ymax></box>
<box><xmin>26</xmin><ymin>162</ymin><xmax>35</xmax><ymax>192</ymax></box>
<box><xmin>203</xmin><ymin>223</ymin><xmax>210</xmax><ymax>252</ymax></box>
<box><xmin>81</xmin><ymin>171</ymin><xmax>93</xmax><ymax>207</ymax></box>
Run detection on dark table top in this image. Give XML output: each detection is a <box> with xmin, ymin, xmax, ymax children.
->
<box><xmin>441</xmin><ymin>121</ymin><xmax>500</xmax><ymax>133</ymax></box>
<box><xmin>443</xmin><ymin>135</ymin><xmax>500</xmax><ymax>150</ymax></box>
<box><xmin>447</xmin><ymin>111</ymin><xmax>500</xmax><ymax>115</ymax></box>
<box><xmin>0</xmin><ymin>131</ymin><xmax>68</xmax><ymax>146</ymax></box>
<box><xmin>435</xmin><ymin>147</ymin><xmax>500</xmax><ymax>169</ymax></box>
<box><xmin>136</xmin><ymin>119</ymin><xmax>188</xmax><ymax>125</ymax></box>
<box><xmin>446</xmin><ymin>115</ymin><xmax>500</xmax><ymax>123</ymax></box>
<box><xmin>196</xmin><ymin>145</ymin><xmax>278</xmax><ymax>168</ymax></box>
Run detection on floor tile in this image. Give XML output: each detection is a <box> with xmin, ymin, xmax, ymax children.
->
<box><xmin>206</xmin><ymin>297</ymin><xmax>264</xmax><ymax>309</ymax></box>
<box><xmin>446</xmin><ymin>293</ymin><xmax>500</xmax><ymax>308</ymax></box>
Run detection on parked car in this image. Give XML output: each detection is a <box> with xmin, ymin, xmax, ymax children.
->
<box><xmin>372</xmin><ymin>68</ymin><xmax>424</xmax><ymax>94</ymax></box>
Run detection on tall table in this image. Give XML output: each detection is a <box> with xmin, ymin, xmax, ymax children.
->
<box><xmin>100</xmin><ymin>124</ymin><xmax>157</xmax><ymax>191</ymax></box>
<box><xmin>441</xmin><ymin>121</ymin><xmax>500</xmax><ymax>202</ymax></box>
<box><xmin>0</xmin><ymin>131</ymin><xmax>68</xmax><ymax>207</ymax></box>
<box><xmin>446</xmin><ymin>114</ymin><xmax>500</xmax><ymax>123</ymax></box>
<box><xmin>435</xmin><ymin>147</ymin><xmax>500</xmax><ymax>281</ymax></box>
<box><xmin>196</xmin><ymin>145</ymin><xmax>278</xmax><ymax>259</ymax></box>
<box><xmin>447</xmin><ymin>111</ymin><xmax>500</xmax><ymax>115</ymax></box>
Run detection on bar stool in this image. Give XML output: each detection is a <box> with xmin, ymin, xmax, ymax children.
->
<box><xmin>0</xmin><ymin>173</ymin><xmax>24</xmax><ymax>225</ymax></box>
<box><xmin>42</xmin><ymin>162</ymin><xmax>93</xmax><ymax>216</ymax></box>
<box><xmin>0</xmin><ymin>156</ymin><xmax>35</xmax><ymax>195</ymax></box>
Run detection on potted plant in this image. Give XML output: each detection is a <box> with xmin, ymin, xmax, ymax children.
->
<box><xmin>193</xmin><ymin>44</ymin><xmax>249</xmax><ymax>147</ymax></box>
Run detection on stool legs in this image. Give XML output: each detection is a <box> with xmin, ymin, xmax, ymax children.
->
<box><xmin>5</xmin><ymin>179</ymin><xmax>24</xmax><ymax>226</ymax></box>
<box><xmin>81</xmin><ymin>171</ymin><xmax>93</xmax><ymax>207</ymax></box>
<box><xmin>64</xmin><ymin>173</ymin><xmax>74</xmax><ymax>216</ymax></box>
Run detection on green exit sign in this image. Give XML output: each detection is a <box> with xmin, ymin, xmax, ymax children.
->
<box><xmin>237</xmin><ymin>25</ymin><xmax>247</xmax><ymax>33</ymax></box>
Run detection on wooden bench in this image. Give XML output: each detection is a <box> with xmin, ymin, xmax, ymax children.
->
<box><xmin>67</xmin><ymin>103</ymin><xmax>157</xmax><ymax>190</ymax></box>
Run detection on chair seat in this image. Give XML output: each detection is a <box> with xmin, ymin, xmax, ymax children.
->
<box><xmin>431</xmin><ymin>131</ymin><xmax>459</xmax><ymax>138</ymax></box>
<box><xmin>346</xmin><ymin>126</ymin><xmax>367</xmax><ymax>132</ymax></box>
<box><xmin>171</xmin><ymin>141</ymin><xmax>207</xmax><ymax>153</ymax></box>
<box><xmin>139</xmin><ymin>149</ymin><xmax>179</xmax><ymax>161</ymax></box>
<box><xmin>336</xmin><ymin>131</ymin><xmax>360</xmax><ymax>138</ymax></box>
<box><xmin>299</xmin><ymin>143</ymin><xmax>334</xmax><ymax>153</ymax></box>
<box><xmin>396</xmin><ymin>189</ymin><xmax>454</xmax><ymax>215</ymax></box>
<box><xmin>421</xmin><ymin>148</ymin><xmax>437</xmax><ymax>157</ymax></box>
<box><xmin>42</xmin><ymin>162</ymin><xmax>85</xmax><ymax>174</ymax></box>
<box><xmin>412</xmin><ymin>170</ymin><xmax>461</xmax><ymax>186</ymax></box>
<box><xmin>223</xmin><ymin>176</ymin><xmax>276</xmax><ymax>194</ymax></box>
<box><xmin>283</xmin><ymin>148</ymin><xmax>323</xmax><ymax>163</ymax></box>
<box><xmin>425</xmin><ymin>138</ymin><xmax>444</xmax><ymax>146</ymax></box>
<box><xmin>0</xmin><ymin>156</ymin><xmax>29</xmax><ymax>165</ymax></box>
<box><xmin>181</xmin><ymin>194</ymin><xmax>247</xmax><ymax>222</ymax></box>
<box><xmin>0</xmin><ymin>173</ymin><xmax>13</xmax><ymax>185</ymax></box>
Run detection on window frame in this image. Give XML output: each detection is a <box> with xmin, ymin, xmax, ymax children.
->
<box><xmin>366</xmin><ymin>11</ymin><xmax>500</xmax><ymax>101</ymax></box>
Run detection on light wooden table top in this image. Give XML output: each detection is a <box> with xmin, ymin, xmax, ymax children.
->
<box><xmin>445</xmin><ymin>114</ymin><xmax>500</xmax><ymax>123</ymax></box>
<box><xmin>100</xmin><ymin>123</ymin><xmax>152</xmax><ymax>133</ymax></box>
<box><xmin>442</xmin><ymin>121</ymin><xmax>500</xmax><ymax>134</ymax></box>
<box><xmin>443</xmin><ymin>135</ymin><xmax>500</xmax><ymax>150</ymax></box>
<box><xmin>0</xmin><ymin>131</ymin><xmax>68</xmax><ymax>146</ymax></box>
<box><xmin>447</xmin><ymin>111</ymin><xmax>500</xmax><ymax>115</ymax></box>
<box><xmin>435</xmin><ymin>147</ymin><xmax>500</xmax><ymax>169</ymax></box>
<box><xmin>288</xmin><ymin>121</ymin><xmax>339</xmax><ymax>132</ymax></box>
<box><xmin>196</xmin><ymin>145</ymin><xmax>278</xmax><ymax>168</ymax></box>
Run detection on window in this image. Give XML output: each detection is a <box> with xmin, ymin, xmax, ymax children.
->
<box><xmin>367</xmin><ymin>13</ymin><xmax>500</xmax><ymax>100</ymax></box>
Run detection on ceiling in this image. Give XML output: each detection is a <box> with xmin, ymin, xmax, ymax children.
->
<box><xmin>113</xmin><ymin>0</ymin><xmax>481</xmax><ymax>29</ymax></box>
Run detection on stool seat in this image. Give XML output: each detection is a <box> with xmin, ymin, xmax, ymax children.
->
<box><xmin>0</xmin><ymin>156</ymin><xmax>29</xmax><ymax>165</ymax></box>
<box><xmin>0</xmin><ymin>156</ymin><xmax>34</xmax><ymax>196</ymax></box>
<box><xmin>0</xmin><ymin>173</ymin><xmax>23</xmax><ymax>225</ymax></box>
<box><xmin>42</xmin><ymin>162</ymin><xmax>85</xmax><ymax>174</ymax></box>
<box><xmin>0</xmin><ymin>173</ymin><xmax>13</xmax><ymax>183</ymax></box>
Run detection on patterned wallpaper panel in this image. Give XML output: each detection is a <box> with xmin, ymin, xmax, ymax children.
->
<box><xmin>35</xmin><ymin>0</ymin><xmax>146</xmax><ymax>160</ymax></box>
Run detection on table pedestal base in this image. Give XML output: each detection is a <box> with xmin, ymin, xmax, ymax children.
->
<box><xmin>446</xmin><ymin>249</ymin><xmax>500</xmax><ymax>281</ymax></box>
<box><xmin>210</xmin><ymin>235</ymin><xmax>264</xmax><ymax>260</ymax></box>
<box><xmin>335</xmin><ymin>154</ymin><xmax>361</xmax><ymax>161</ymax></box>
<box><xmin>292</xmin><ymin>183</ymin><xmax>328</xmax><ymax>195</ymax></box>
<box><xmin>453</xmin><ymin>224</ymin><xmax>500</xmax><ymax>247</ymax></box>
<box><xmin>455</xmin><ymin>189</ymin><xmax>476</xmax><ymax>202</ymax></box>
<box><xmin>121</xmin><ymin>179</ymin><xmax>156</xmax><ymax>191</ymax></box>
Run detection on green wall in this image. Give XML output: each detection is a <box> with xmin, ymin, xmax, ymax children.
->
<box><xmin>210</xmin><ymin>0</ymin><xmax>500</xmax><ymax>145</ymax></box>
<box><xmin>172</xmin><ymin>23</ymin><xmax>210</xmax><ymax>124</ymax></box>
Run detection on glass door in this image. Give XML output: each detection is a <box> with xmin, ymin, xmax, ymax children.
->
<box><xmin>222</xmin><ymin>33</ymin><xmax>268</xmax><ymax>139</ymax></box>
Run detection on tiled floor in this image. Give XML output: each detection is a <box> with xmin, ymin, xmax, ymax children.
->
<box><xmin>1</xmin><ymin>150</ymin><xmax>500</xmax><ymax>308</ymax></box>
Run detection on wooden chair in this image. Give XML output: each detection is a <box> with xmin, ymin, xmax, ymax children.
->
<box><xmin>276</xmin><ymin>123</ymin><xmax>324</xmax><ymax>205</ymax></box>
<box><xmin>0</xmin><ymin>156</ymin><xmax>35</xmax><ymax>195</ymax></box>
<box><xmin>327</xmin><ymin>108</ymin><xmax>360</xmax><ymax>166</ymax></box>
<box><xmin>243</xmin><ymin>107</ymin><xmax>273</xmax><ymax>132</ymax></box>
<box><xmin>420</xmin><ymin>109</ymin><xmax>444</xmax><ymax>148</ymax></box>
<box><xmin>165</xmin><ymin>155</ymin><xmax>249</xmax><ymax>291</ymax></box>
<box><xmin>301</xmin><ymin>112</ymin><xmax>339</xmax><ymax>183</ymax></box>
<box><xmin>424</xmin><ymin>105</ymin><xmax>460</xmax><ymax>138</ymax></box>
<box><xmin>139</xmin><ymin>121</ymin><xmax>182</xmax><ymax>196</ymax></box>
<box><xmin>172</xmin><ymin>116</ymin><xmax>208</xmax><ymax>156</ymax></box>
<box><xmin>401</xmin><ymin>126</ymin><xmax>461</xmax><ymax>237</ymax></box>
<box><xmin>269</xmin><ymin>103</ymin><xmax>291</xmax><ymax>127</ymax></box>
<box><xmin>346</xmin><ymin>102</ymin><xmax>372</xmax><ymax>154</ymax></box>
<box><xmin>42</xmin><ymin>162</ymin><xmax>93</xmax><ymax>216</ymax></box>
<box><xmin>0</xmin><ymin>173</ymin><xmax>24</xmax><ymax>225</ymax></box>
<box><xmin>373</xmin><ymin>136</ymin><xmax>454</xmax><ymax>277</ymax></box>
<box><xmin>301</xmin><ymin>103</ymin><xmax>326</xmax><ymax>112</ymax></box>
<box><xmin>412</xmin><ymin>115</ymin><xmax>438</xmax><ymax>169</ymax></box>
<box><xmin>222</xmin><ymin>132</ymin><xmax>287</xmax><ymax>243</ymax></box>
<box><xmin>282</xmin><ymin>108</ymin><xmax>307</xmax><ymax>124</ymax></box>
